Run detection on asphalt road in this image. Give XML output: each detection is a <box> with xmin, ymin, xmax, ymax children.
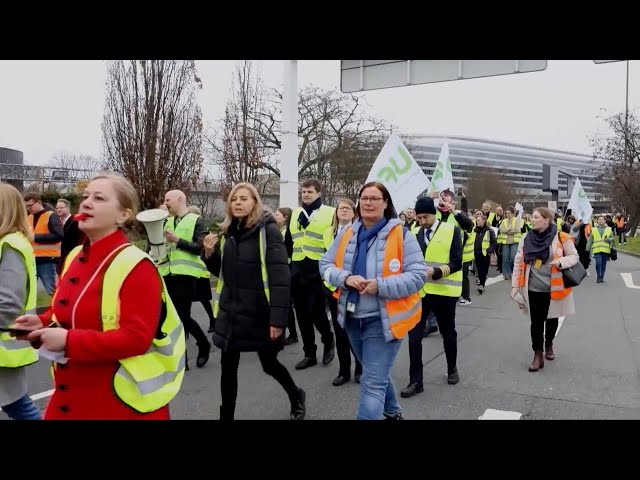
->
<box><xmin>4</xmin><ymin>254</ymin><xmax>640</xmax><ymax>420</ymax></box>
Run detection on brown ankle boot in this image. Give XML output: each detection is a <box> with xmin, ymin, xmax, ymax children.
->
<box><xmin>545</xmin><ymin>340</ymin><xmax>555</xmax><ymax>360</ymax></box>
<box><xmin>529</xmin><ymin>351</ymin><xmax>544</xmax><ymax>372</ymax></box>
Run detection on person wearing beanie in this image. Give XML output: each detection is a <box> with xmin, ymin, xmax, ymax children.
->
<box><xmin>402</xmin><ymin>196</ymin><xmax>463</xmax><ymax>398</ymax></box>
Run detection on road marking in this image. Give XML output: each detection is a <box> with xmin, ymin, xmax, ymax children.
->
<box><xmin>621</xmin><ymin>273</ymin><xmax>640</xmax><ymax>289</ymax></box>
<box><xmin>31</xmin><ymin>389</ymin><xmax>55</xmax><ymax>401</ymax></box>
<box><xmin>485</xmin><ymin>274</ymin><xmax>505</xmax><ymax>287</ymax></box>
<box><xmin>478</xmin><ymin>409</ymin><xmax>522</xmax><ymax>420</ymax></box>
<box><xmin>555</xmin><ymin>316</ymin><xmax>565</xmax><ymax>336</ymax></box>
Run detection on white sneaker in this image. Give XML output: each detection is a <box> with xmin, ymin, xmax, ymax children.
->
<box><xmin>459</xmin><ymin>299</ymin><xmax>472</xmax><ymax>306</ymax></box>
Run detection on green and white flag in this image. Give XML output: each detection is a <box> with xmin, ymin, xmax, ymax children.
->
<box><xmin>426</xmin><ymin>139</ymin><xmax>455</xmax><ymax>196</ymax></box>
<box><xmin>566</xmin><ymin>178</ymin><xmax>593</xmax><ymax>223</ymax></box>
<box><xmin>365</xmin><ymin>133</ymin><xmax>431</xmax><ymax>212</ymax></box>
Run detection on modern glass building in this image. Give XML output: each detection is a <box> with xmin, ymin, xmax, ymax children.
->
<box><xmin>406</xmin><ymin>135</ymin><xmax>607</xmax><ymax>208</ymax></box>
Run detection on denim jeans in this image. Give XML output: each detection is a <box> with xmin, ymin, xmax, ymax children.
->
<box><xmin>594</xmin><ymin>253</ymin><xmax>609</xmax><ymax>280</ymax></box>
<box><xmin>36</xmin><ymin>262</ymin><xmax>57</xmax><ymax>296</ymax></box>
<box><xmin>2</xmin><ymin>394</ymin><xmax>42</xmax><ymax>420</ymax></box>
<box><xmin>344</xmin><ymin>314</ymin><xmax>402</xmax><ymax>420</ymax></box>
<box><xmin>502</xmin><ymin>243</ymin><xmax>518</xmax><ymax>278</ymax></box>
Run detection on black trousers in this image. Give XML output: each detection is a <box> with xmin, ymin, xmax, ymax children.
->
<box><xmin>578</xmin><ymin>247</ymin><xmax>591</xmax><ymax>270</ymax></box>
<box><xmin>408</xmin><ymin>294</ymin><xmax>458</xmax><ymax>384</ymax></box>
<box><xmin>327</xmin><ymin>294</ymin><xmax>362</xmax><ymax>378</ymax></box>
<box><xmin>528</xmin><ymin>291</ymin><xmax>558</xmax><ymax>352</ymax></box>
<box><xmin>220</xmin><ymin>348</ymin><xmax>298</xmax><ymax>409</ymax></box>
<box><xmin>287</xmin><ymin>298</ymin><xmax>298</xmax><ymax>339</ymax></box>
<box><xmin>496</xmin><ymin>246</ymin><xmax>503</xmax><ymax>273</ymax></box>
<box><xmin>475</xmin><ymin>254</ymin><xmax>490</xmax><ymax>287</ymax></box>
<box><xmin>461</xmin><ymin>261</ymin><xmax>471</xmax><ymax>300</ymax></box>
<box><xmin>164</xmin><ymin>274</ymin><xmax>209</xmax><ymax>347</ymax></box>
<box><xmin>291</xmin><ymin>272</ymin><xmax>334</xmax><ymax>358</ymax></box>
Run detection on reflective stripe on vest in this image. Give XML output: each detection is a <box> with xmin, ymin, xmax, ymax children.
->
<box><xmin>518</xmin><ymin>232</ymin><xmax>572</xmax><ymax>300</ymax></box>
<box><xmin>157</xmin><ymin>213</ymin><xmax>208</xmax><ymax>278</ymax></box>
<box><xmin>213</xmin><ymin>226</ymin><xmax>270</xmax><ymax>318</ymax></box>
<box><xmin>56</xmin><ymin>243</ymin><xmax>187</xmax><ymax>413</ymax></box>
<box><xmin>28</xmin><ymin>211</ymin><xmax>61</xmax><ymax>257</ymax></box>
<box><xmin>332</xmin><ymin>224</ymin><xmax>421</xmax><ymax>340</ymax></box>
<box><xmin>0</xmin><ymin>233</ymin><xmax>39</xmax><ymax>368</ymax></box>
<box><xmin>497</xmin><ymin>218</ymin><xmax>523</xmax><ymax>244</ymax></box>
<box><xmin>289</xmin><ymin>205</ymin><xmax>335</xmax><ymax>261</ymax></box>
<box><xmin>420</xmin><ymin>222</ymin><xmax>463</xmax><ymax>298</ymax></box>
<box><xmin>591</xmin><ymin>227</ymin><xmax>612</xmax><ymax>254</ymax></box>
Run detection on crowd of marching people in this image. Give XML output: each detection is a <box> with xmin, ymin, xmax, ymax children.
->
<box><xmin>0</xmin><ymin>173</ymin><xmax>628</xmax><ymax>420</ymax></box>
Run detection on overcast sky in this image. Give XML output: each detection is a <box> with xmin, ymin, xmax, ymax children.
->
<box><xmin>0</xmin><ymin>60</ymin><xmax>636</xmax><ymax>165</ymax></box>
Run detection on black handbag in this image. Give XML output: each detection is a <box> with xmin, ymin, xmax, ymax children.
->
<box><xmin>562</xmin><ymin>261</ymin><xmax>587</xmax><ymax>288</ymax></box>
<box><xmin>610</xmin><ymin>247</ymin><xmax>618</xmax><ymax>261</ymax></box>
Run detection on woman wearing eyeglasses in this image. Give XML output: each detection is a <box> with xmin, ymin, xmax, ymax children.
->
<box><xmin>323</xmin><ymin>198</ymin><xmax>362</xmax><ymax>386</ymax></box>
<box><xmin>320</xmin><ymin>182</ymin><xmax>426</xmax><ymax>420</ymax></box>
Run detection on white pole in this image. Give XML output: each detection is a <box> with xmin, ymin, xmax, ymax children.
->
<box><xmin>280</xmin><ymin>60</ymin><xmax>299</xmax><ymax>208</ymax></box>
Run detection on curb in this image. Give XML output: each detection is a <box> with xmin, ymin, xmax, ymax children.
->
<box><xmin>618</xmin><ymin>249</ymin><xmax>640</xmax><ymax>259</ymax></box>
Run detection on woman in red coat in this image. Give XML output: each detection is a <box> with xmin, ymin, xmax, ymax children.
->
<box><xmin>15</xmin><ymin>173</ymin><xmax>170</xmax><ymax>420</ymax></box>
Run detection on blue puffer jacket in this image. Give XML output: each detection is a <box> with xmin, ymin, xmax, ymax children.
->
<box><xmin>319</xmin><ymin>218</ymin><xmax>427</xmax><ymax>342</ymax></box>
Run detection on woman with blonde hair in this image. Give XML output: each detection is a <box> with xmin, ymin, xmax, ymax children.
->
<box><xmin>512</xmin><ymin>207</ymin><xmax>579</xmax><ymax>372</ymax></box>
<box><xmin>323</xmin><ymin>198</ymin><xmax>362</xmax><ymax>386</ymax></box>
<box><xmin>0</xmin><ymin>183</ymin><xmax>41</xmax><ymax>420</ymax></box>
<box><xmin>202</xmin><ymin>182</ymin><xmax>305</xmax><ymax>420</ymax></box>
<box><xmin>15</xmin><ymin>172</ymin><xmax>186</xmax><ymax>419</ymax></box>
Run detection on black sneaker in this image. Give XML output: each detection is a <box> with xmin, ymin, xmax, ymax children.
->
<box><xmin>383</xmin><ymin>411</ymin><xmax>404</xmax><ymax>420</ymax></box>
<box><xmin>400</xmin><ymin>382</ymin><xmax>424</xmax><ymax>398</ymax></box>
<box><xmin>447</xmin><ymin>368</ymin><xmax>459</xmax><ymax>385</ymax></box>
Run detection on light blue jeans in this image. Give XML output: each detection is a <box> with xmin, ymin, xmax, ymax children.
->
<box><xmin>502</xmin><ymin>243</ymin><xmax>518</xmax><ymax>278</ymax></box>
<box><xmin>344</xmin><ymin>314</ymin><xmax>402</xmax><ymax>420</ymax></box>
<box><xmin>2</xmin><ymin>394</ymin><xmax>42</xmax><ymax>420</ymax></box>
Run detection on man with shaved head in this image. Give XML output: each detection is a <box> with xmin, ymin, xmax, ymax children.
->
<box><xmin>159</xmin><ymin>189</ymin><xmax>211</xmax><ymax>370</ymax></box>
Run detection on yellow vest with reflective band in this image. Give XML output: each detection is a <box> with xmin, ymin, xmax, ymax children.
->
<box><xmin>289</xmin><ymin>205</ymin><xmax>335</xmax><ymax>262</ymax></box>
<box><xmin>158</xmin><ymin>213</ymin><xmax>208</xmax><ymax>278</ymax></box>
<box><xmin>62</xmin><ymin>244</ymin><xmax>186</xmax><ymax>413</ymax></box>
<box><xmin>436</xmin><ymin>210</ymin><xmax>465</xmax><ymax>241</ymax></box>
<box><xmin>420</xmin><ymin>222</ymin><xmax>463</xmax><ymax>298</ymax></box>
<box><xmin>322</xmin><ymin>226</ymin><xmax>338</xmax><ymax>292</ymax></box>
<box><xmin>591</xmin><ymin>227</ymin><xmax>612</xmax><ymax>254</ymax></box>
<box><xmin>0</xmin><ymin>233</ymin><xmax>39</xmax><ymax>368</ymax></box>
<box><xmin>213</xmin><ymin>225</ymin><xmax>270</xmax><ymax>318</ymax></box>
<box><xmin>464</xmin><ymin>229</ymin><xmax>491</xmax><ymax>261</ymax></box>
<box><xmin>556</xmin><ymin>218</ymin><xmax>563</xmax><ymax>230</ymax></box>
<box><xmin>463</xmin><ymin>230</ymin><xmax>490</xmax><ymax>263</ymax></box>
<box><xmin>497</xmin><ymin>218</ymin><xmax>523</xmax><ymax>244</ymax></box>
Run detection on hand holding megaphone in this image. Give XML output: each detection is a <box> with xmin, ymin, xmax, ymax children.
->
<box><xmin>164</xmin><ymin>230</ymin><xmax>179</xmax><ymax>244</ymax></box>
<box><xmin>203</xmin><ymin>233</ymin><xmax>218</xmax><ymax>258</ymax></box>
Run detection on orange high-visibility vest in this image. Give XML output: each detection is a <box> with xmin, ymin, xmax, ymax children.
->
<box><xmin>519</xmin><ymin>232</ymin><xmax>572</xmax><ymax>300</ymax></box>
<box><xmin>332</xmin><ymin>224</ymin><xmax>421</xmax><ymax>340</ymax></box>
<box><xmin>28</xmin><ymin>211</ymin><xmax>61</xmax><ymax>257</ymax></box>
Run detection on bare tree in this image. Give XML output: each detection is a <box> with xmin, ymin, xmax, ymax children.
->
<box><xmin>102</xmin><ymin>60</ymin><xmax>204</xmax><ymax>210</ymax></box>
<box><xmin>590</xmin><ymin>110</ymin><xmax>640</xmax><ymax>235</ymax></box>
<box><xmin>255</xmin><ymin>86</ymin><xmax>391</xmax><ymax>199</ymax></box>
<box><xmin>463</xmin><ymin>164</ymin><xmax>523</xmax><ymax>211</ymax></box>
<box><xmin>204</xmin><ymin>61</ymin><xmax>273</xmax><ymax>198</ymax></box>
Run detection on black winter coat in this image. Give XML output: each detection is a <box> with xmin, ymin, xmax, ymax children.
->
<box><xmin>204</xmin><ymin>212</ymin><xmax>290</xmax><ymax>352</ymax></box>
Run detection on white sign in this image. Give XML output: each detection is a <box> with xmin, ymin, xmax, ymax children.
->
<box><xmin>365</xmin><ymin>133</ymin><xmax>431</xmax><ymax>212</ymax></box>
<box><xmin>515</xmin><ymin>202</ymin><xmax>524</xmax><ymax>219</ymax></box>
<box><xmin>566</xmin><ymin>178</ymin><xmax>593</xmax><ymax>223</ymax></box>
<box><xmin>427</xmin><ymin>140</ymin><xmax>455</xmax><ymax>196</ymax></box>
<box><xmin>547</xmin><ymin>201</ymin><xmax>557</xmax><ymax>212</ymax></box>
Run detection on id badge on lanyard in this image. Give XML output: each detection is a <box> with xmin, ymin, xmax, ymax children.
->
<box><xmin>347</xmin><ymin>302</ymin><xmax>356</xmax><ymax>313</ymax></box>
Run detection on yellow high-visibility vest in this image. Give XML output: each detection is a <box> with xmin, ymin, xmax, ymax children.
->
<box><xmin>420</xmin><ymin>222</ymin><xmax>463</xmax><ymax>298</ymax></box>
<box><xmin>289</xmin><ymin>205</ymin><xmax>335</xmax><ymax>262</ymax></box>
<box><xmin>62</xmin><ymin>244</ymin><xmax>186</xmax><ymax>413</ymax></box>
<box><xmin>0</xmin><ymin>232</ymin><xmax>39</xmax><ymax>368</ymax></box>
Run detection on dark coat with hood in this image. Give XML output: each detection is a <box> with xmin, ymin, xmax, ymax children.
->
<box><xmin>204</xmin><ymin>211</ymin><xmax>290</xmax><ymax>352</ymax></box>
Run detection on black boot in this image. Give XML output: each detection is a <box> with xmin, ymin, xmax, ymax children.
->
<box><xmin>289</xmin><ymin>388</ymin><xmax>306</xmax><ymax>420</ymax></box>
<box><xmin>219</xmin><ymin>403</ymin><xmax>235</xmax><ymax>421</ymax></box>
<box><xmin>322</xmin><ymin>340</ymin><xmax>335</xmax><ymax>366</ymax></box>
<box><xmin>196</xmin><ymin>340</ymin><xmax>211</xmax><ymax>368</ymax></box>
